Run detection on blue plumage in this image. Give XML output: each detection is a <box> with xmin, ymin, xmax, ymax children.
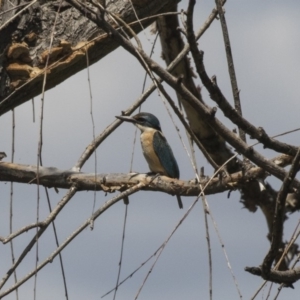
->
<box><xmin>152</xmin><ymin>130</ymin><xmax>179</xmax><ymax>179</ymax></box>
<box><xmin>116</xmin><ymin>112</ymin><xmax>183</xmax><ymax>209</ymax></box>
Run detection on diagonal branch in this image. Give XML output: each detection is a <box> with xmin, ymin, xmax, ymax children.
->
<box><xmin>185</xmin><ymin>10</ymin><xmax>298</xmax><ymax>157</ymax></box>
<box><xmin>0</xmin><ymin>182</ymin><xmax>145</xmax><ymax>298</ymax></box>
<box><xmin>157</xmin><ymin>0</ymin><xmax>238</xmax><ymax>173</ymax></box>
<box><xmin>214</xmin><ymin>0</ymin><xmax>245</xmax><ymax>143</ymax></box>
<box><xmin>0</xmin><ymin>186</ymin><xmax>78</xmax><ymax>289</ymax></box>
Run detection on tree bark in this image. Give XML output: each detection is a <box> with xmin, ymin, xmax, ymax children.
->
<box><xmin>156</xmin><ymin>4</ymin><xmax>240</xmax><ymax>173</ymax></box>
<box><xmin>0</xmin><ymin>0</ymin><xmax>179</xmax><ymax>115</ymax></box>
<box><xmin>0</xmin><ymin>160</ymin><xmax>266</xmax><ymax>195</ymax></box>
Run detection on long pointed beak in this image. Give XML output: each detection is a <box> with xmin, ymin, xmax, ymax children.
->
<box><xmin>116</xmin><ymin>115</ymin><xmax>137</xmax><ymax>124</ymax></box>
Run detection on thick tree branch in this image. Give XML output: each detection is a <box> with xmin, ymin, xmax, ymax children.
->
<box><xmin>1</xmin><ymin>154</ymin><xmax>298</xmax><ymax>200</ymax></box>
<box><xmin>262</xmin><ymin>148</ymin><xmax>300</xmax><ymax>276</ymax></box>
<box><xmin>0</xmin><ymin>0</ymin><xmax>180</xmax><ymax>115</ymax></box>
<box><xmin>245</xmin><ymin>266</ymin><xmax>300</xmax><ymax>287</ymax></box>
<box><xmin>0</xmin><ymin>161</ymin><xmax>263</xmax><ymax>196</ymax></box>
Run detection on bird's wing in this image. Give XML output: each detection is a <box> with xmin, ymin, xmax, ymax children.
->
<box><xmin>153</xmin><ymin>131</ymin><xmax>180</xmax><ymax>179</ymax></box>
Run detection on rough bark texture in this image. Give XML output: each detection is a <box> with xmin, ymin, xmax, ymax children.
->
<box><xmin>0</xmin><ymin>160</ymin><xmax>273</xmax><ymax>196</ymax></box>
<box><xmin>156</xmin><ymin>6</ymin><xmax>240</xmax><ymax>173</ymax></box>
<box><xmin>0</xmin><ymin>0</ymin><xmax>179</xmax><ymax>115</ymax></box>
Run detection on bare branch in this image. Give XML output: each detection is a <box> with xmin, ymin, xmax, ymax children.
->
<box><xmin>0</xmin><ymin>161</ymin><xmax>254</xmax><ymax>197</ymax></box>
<box><xmin>214</xmin><ymin>0</ymin><xmax>246</xmax><ymax>143</ymax></box>
<box><xmin>245</xmin><ymin>266</ymin><xmax>300</xmax><ymax>287</ymax></box>
<box><xmin>157</xmin><ymin>1</ymin><xmax>238</xmax><ymax>173</ymax></box>
<box><xmin>0</xmin><ymin>183</ymin><xmax>145</xmax><ymax>298</ymax></box>
<box><xmin>262</xmin><ymin>148</ymin><xmax>300</xmax><ymax>276</ymax></box>
<box><xmin>155</xmin><ymin>82</ymin><xmax>220</xmax><ymax>170</ymax></box>
<box><xmin>184</xmin><ymin>28</ymin><xmax>297</xmax><ymax>157</ymax></box>
<box><xmin>0</xmin><ymin>186</ymin><xmax>77</xmax><ymax>289</ymax></box>
<box><xmin>1</xmin><ymin>153</ymin><xmax>298</xmax><ymax>205</ymax></box>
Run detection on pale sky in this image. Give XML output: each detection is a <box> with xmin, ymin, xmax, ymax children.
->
<box><xmin>1</xmin><ymin>1</ymin><xmax>300</xmax><ymax>300</ymax></box>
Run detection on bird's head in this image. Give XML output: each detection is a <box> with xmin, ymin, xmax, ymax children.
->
<box><xmin>116</xmin><ymin>112</ymin><xmax>162</xmax><ymax>132</ymax></box>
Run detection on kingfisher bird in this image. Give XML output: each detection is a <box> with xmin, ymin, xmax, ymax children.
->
<box><xmin>116</xmin><ymin>112</ymin><xmax>183</xmax><ymax>209</ymax></box>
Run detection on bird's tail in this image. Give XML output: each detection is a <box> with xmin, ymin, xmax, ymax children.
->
<box><xmin>176</xmin><ymin>195</ymin><xmax>183</xmax><ymax>209</ymax></box>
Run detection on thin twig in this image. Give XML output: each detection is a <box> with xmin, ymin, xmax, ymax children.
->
<box><xmin>129</xmin><ymin>32</ymin><xmax>160</xmax><ymax>172</ymax></box>
<box><xmin>0</xmin><ymin>184</ymin><xmax>144</xmax><ymax>298</ymax></box>
<box><xmin>205</xmin><ymin>194</ymin><xmax>243</xmax><ymax>299</ymax></box>
<box><xmin>134</xmin><ymin>195</ymin><xmax>200</xmax><ymax>299</ymax></box>
<box><xmin>113</xmin><ymin>205</ymin><xmax>128</xmax><ymax>300</ymax></box>
<box><xmin>0</xmin><ymin>187</ymin><xmax>78</xmax><ymax>290</ymax></box>
<box><xmin>200</xmin><ymin>192</ymin><xmax>213</xmax><ymax>300</ymax></box>
<box><xmin>101</xmin><ymin>245</ymin><xmax>163</xmax><ymax>298</ymax></box>
<box><xmin>84</xmin><ymin>44</ymin><xmax>98</xmax><ymax>220</ymax></box>
<box><xmin>0</xmin><ymin>3</ymin><xmax>29</xmax><ymax>17</ymax></box>
<box><xmin>274</xmin><ymin>220</ymin><xmax>300</xmax><ymax>271</ymax></box>
<box><xmin>34</xmin><ymin>1</ymin><xmax>64</xmax><ymax>296</ymax></box>
<box><xmin>157</xmin><ymin>82</ymin><xmax>220</xmax><ymax>170</ymax></box>
<box><xmin>44</xmin><ymin>187</ymin><xmax>69</xmax><ymax>300</ymax></box>
<box><xmin>273</xmin><ymin>223</ymin><xmax>300</xmax><ymax>299</ymax></box>
<box><xmin>215</xmin><ymin>0</ymin><xmax>246</xmax><ymax>143</ymax></box>
<box><xmin>249</xmin><ymin>150</ymin><xmax>300</xmax><ymax>298</ymax></box>
<box><xmin>9</xmin><ymin>109</ymin><xmax>18</xmax><ymax>300</ymax></box>
<box><xmin>0</xmin><ymin>0</ymin><xmax>38</xmax><ymax>31</ymax></box>
<box><xmin>184</xmin><ymin>3</ymin><xmax>298</xmax><ymax>159</ymax></box>
<box><xmin>262</xmin><ymin>147</ymin><xmax>300</xmax><ymax>277</ymax></box>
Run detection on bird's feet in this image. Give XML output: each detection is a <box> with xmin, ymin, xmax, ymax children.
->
<box><xmin>146</xmin><ymin>172</ymin><xmax>161</xmax><ymax>182</ymax></box>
